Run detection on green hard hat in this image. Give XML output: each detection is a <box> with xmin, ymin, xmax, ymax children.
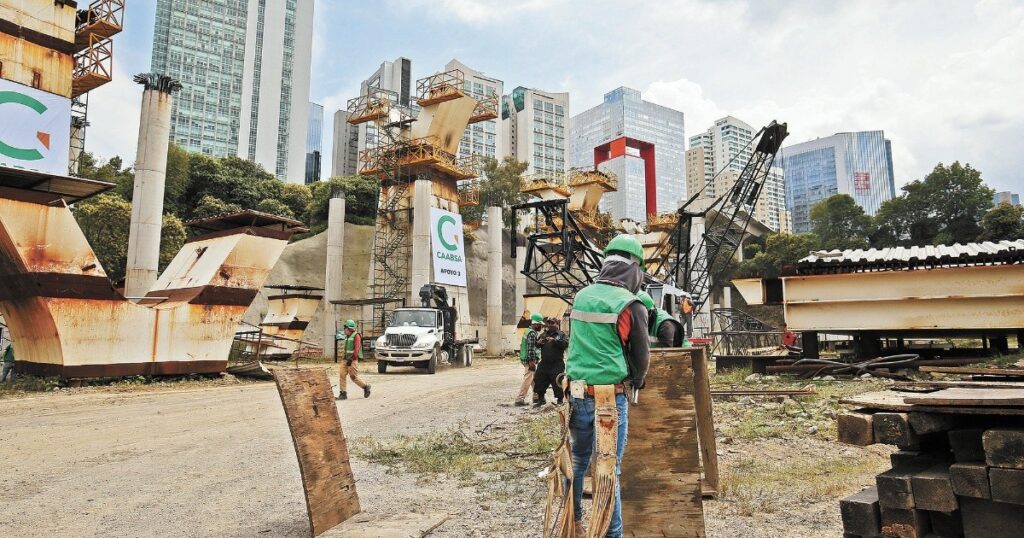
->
<box><xmin>636</xmin><ymin>291</ymin><xmax>655</xmax><ymax>310</ymax></box>
<box><xmin>344</xmin><ymin>319</ymin><xmax>357</xmax><ymax>329</ymax></box>
<box><xmin>530</xmin><ymin>313</ymin><xmax>544</xmax><ymax>323</ymax></box>
<box><xmin>603</xmin><ymin>234</ymin><xmax>646</xmax><ymax>269</ymax></box>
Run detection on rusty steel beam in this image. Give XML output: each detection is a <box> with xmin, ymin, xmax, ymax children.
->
<box><xmin>0</xmin><ymin>194</ymin><xmax>295</xmax><ymax>378</ymax></box>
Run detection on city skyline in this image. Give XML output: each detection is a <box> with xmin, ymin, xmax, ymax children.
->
<box><xmin>82</xmin><ymin>1</ymin><xmax>1020</xmax><ymax>194</ymax></box>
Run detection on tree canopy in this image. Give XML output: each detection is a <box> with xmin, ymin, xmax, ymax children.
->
<box><xmin>460</xmin><ymin>156</ymin><xmax>529</xmax><ymax>223</ymax></box>
<box><xmin>977</xmin><ymin>202</ymin><xmax>1024</xmax><ymax>242</ymax></box>
<box><xmin>809</xmin><ymin>194</ymin><xmax>873</xmax><ymax>250</ymax></box>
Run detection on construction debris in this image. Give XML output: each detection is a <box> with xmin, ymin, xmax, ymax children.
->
<box><xmin>225</xmin><ymin>360</ymin><xmax>273</xmax><ymax>380</ymax></box>
<box><xmin>838</xmin><ymin>383</ymin><xmax>1024</xmax><ymax>537</ymax></box>
<box><xmin>711</xmin><ymin>385</ymin><xmax>816</xmax><ymax>398</ymax></box>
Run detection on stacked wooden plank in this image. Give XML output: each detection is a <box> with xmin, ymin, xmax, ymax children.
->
<box><xmin>837</xmin><ymin>386</ymin><xmax>1024</xmax><ymax>538</ymax></box>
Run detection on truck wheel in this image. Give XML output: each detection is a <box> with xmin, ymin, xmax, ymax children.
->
<box><xmin>464</xmin><ymin>346</ymin><xmax>473</xmax><ymax>367</ymax></box>
<box><xmin>427</xmin><ymin>347</ymin><xmax>438</xmax><ymax>374</ymax></box>
<box><xmin>377</xmin><ymin>360</ymin><xmax>387</xmax><ymax>374</ymax></box>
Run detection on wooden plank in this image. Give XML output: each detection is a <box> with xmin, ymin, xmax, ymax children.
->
<box><xmin>988</xmin><ymin>467</ymin><xmax>1024</xmax><ymax>505</ymax></box>
<box><xmin>842</xmin><ymin>391</ymin><xmax>1024</xmax><ymax>416</ymax></box>
<box><xmin>840</xmin><ymin>486</ymin><xmax>881</xmax><ymax>537</ymax></box>
<box><xmin>907</xmin><ymin>412</ymin><xmax>958</xmax><ymax>435</ymax></box>
<box><xmin>949</xmin><ymin>462</ymin><xmax>991</xmax><ymax>499</ymax></box>
<box><xmin>274</xmin><ymin>369</ymin><xmax>361</xmax><ymax>537</ymax></box>
<box><xmin>879</xmin><ymin>505</ymin><xmax>931</xmax><ymax>538</ymax></box>
<box><xmin>910</xmin><ymin>465</ymin><xmax>958</xmax><ymax>513</ymax></box>
<box><xmin>919</xmin><ymin>366</ymin><xmax>1024</xmax><ymax>377</ymax></box>
<box><xmin>621</xmin><ymin>348</ymin><xmax>705</xmax><ymax>537</ymax></box>
<box><xmin>877</xmin><ymin>469</ymin><xmax>917</xmax><ymax>510</ymax></box>
<box><xmin>960</xmin><ymin>497</ymin><xmax>1024</xmax><ymax>538</ymax></box>
<box><xmin>948</xmin><ymin>429</ymin><xmax>986</xmax><ymax>462</ymax></box>
<box><xmin>838</xmin><ymin>412</ymin><xmax>876</xmax><ymax>446</ymax></box>
<box><xmin>690</xmin><ymin>346</ymin><xmax>719</xmax><ymax>499</ymax></box>
<box><xmin>893</xmin><ymin>380</ymin><xmax>1024</xmax><ymax>390</ymax></box>
<box><xmin>322</xmin><ymin>511</ymin><xmax>449</xmax><ymax>537</ymax></box>
<box><xmin>904</xmin><ymin>388</ymin><xmax>1024</xmax><ymax>407</ymax></box>
<box><xmin>982</xmin><ymin>428</ymin><xmax>1024</xmax><ymax>469</ymax></box>
<box><xmin>874</xmin><ymin>413</ymin><xmax>919</xmax><ymax>448</ymax></box>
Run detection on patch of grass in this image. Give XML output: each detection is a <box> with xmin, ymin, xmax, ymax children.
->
<box><xmin>978</xmin><ymin>351</ymin><xmax>1024</xmax><ymax>368</ymax></box>
<box><xmin>0</xmin><ymin>374</ymin><xmax>63</xmax><ymax>399</ymax></box>
<box><xmin>352</xmin><ymin>413</ymin><xmax>562</xmax><ymax>484</ymax></box>
<box><xmin>719</xmin><ymin>445</ymin><xmax>889</xmax><ymax>517</ymax></box>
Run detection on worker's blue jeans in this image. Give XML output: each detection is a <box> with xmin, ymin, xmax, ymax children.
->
<box><xmin>569</xmin><ymin>392</ymin><xmax>628</xmax><ymax>538</ymax></box>
<box><xmin>1</xmin><ymin>363</ymin><xmax>14</xmax><ymax>382</ymax></box>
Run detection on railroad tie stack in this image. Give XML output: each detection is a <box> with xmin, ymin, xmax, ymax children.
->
<box><xmin>836</xmin><ymin>386</ymin><xmax>1024</xmax><ymax>538</ymax></box>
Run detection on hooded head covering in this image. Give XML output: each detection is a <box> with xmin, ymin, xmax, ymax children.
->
<box><xmin>596</xmin><ymin>255</ymin><xmax>644</xmax><ymax>294</ymax></box>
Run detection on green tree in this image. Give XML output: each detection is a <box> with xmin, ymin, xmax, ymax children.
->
<box><xmin>163</xmin><ymin>143</ymin><xmax>191</xmax><ymax>215</ymax></box>
<box><xmin>810</xmin><ymin>194</ymin><xmax>872</xmax><ymax>250</ymax></box>
<box><xmin>307</xmin><ymin>175</ymin><xmax>380</xmax><ymax>227</ymax></box>
<box><xmin>192</xmin><ymin>195</ymin><xmax>242</xmax><ymax>220</ymax></box>
<box><xmin>977</xmin><ymin>202</ymin><xmax>1024</xmax><ymax>242</ymax></box>
<box><xmin>461</xmin><ymin>156</ymin><xmax>529</xmax><ymax>223</ymax></box>
<box><xmin>280</xmin><ymin>183</ymin><xmax>312</xmax><ymax>221</ymax></box>
<box><xmin>734</xmin><ymin>233</ymin><xmax>819</xmax><ymax>278</ymax></box>
<box><xmin>255</xmin><ymin>198</ymin><xmax>294</xmax><ymax>218</ymax></box>
<box><xmin>74</xmin><ymin>194</ymin><xmax>189</xmax><ymax>283</ymax></box>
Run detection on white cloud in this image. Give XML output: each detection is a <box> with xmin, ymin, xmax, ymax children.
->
<box><xmin>389</xmin><ymin>0</ymin><xmax>561</xmax><ymax>24</ymax></box>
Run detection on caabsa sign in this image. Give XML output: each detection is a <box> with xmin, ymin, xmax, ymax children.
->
<box><xmin>430</xmin><ymin>207</ymin><xmax>468</xmax><ymax>287</ymax></box>
<box><xmin>0</xmin><ymin>79</ymin><xmax>71</xmax><ymax>175</ymax></box>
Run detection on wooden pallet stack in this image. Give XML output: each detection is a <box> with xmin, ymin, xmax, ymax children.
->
<box><xmin>836</xmin><ymin>383</ymin><xmax>1024</xmax><ymax>538</ymax></box>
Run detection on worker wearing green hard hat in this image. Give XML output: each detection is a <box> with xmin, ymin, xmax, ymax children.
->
<box><xmin>515</xmin><ymin>312</ymin><xmax>546</xmax><ymax>406</ymax></box>
<box><xmin>603</xmin><ymin>234</ymin><xmax>646</xmax><ymax>269</ymax></box>
<box><xmin>636</xmin><ymin>290</ymin><xmax>687</xmax><ymax>348</ymax></box>
<box><xmin>336</xmin><ymin>319</ymin><xmax>371</xmax><ymax>401</ymax></box>
<box><xmin>564</xmin><ymin>233</ymin><xmax>651</xmax><ymax>536</ymax></box>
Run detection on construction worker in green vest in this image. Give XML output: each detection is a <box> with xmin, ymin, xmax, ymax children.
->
<box><xmin>515</xmin><ymin>312</ymin><xmax>544</xmax><ymax>406</ymax></box>
<box><xmin>636</xmin><ymin>290</ymin><xmax>687</xmax><ymax>348</ymax></box>
<box><xmin>336</xmin><ymin>320</ymin><xmax>371</xmax><ymax>401</ymax></box>
<box><xmin>565</xmin><ymin>234</ymin><xmax>650</xmax><ymax>538</ymax></box>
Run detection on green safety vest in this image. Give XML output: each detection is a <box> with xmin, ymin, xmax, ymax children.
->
<box><xmin>651</xmin><ymin>309</ymin><xmax>684</xmax><ymax>347</ymax></box>
<box><xmin>566</xmin><ymin>282</ymin><xmax>639</xmax><ymax>385</ymax></box>
<box><xmin>338</xmin><ymin>332</ymin><xmax>361</xmax><ymax>360</ymax></box>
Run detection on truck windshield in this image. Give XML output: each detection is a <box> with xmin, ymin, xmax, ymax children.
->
<box><xmin>391</xmin><ymin>311</ymin><xmax>435</xmax><ymax>327</ymax></box>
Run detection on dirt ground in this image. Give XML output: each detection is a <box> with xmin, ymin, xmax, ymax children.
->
<box><xmin>0</xmin><ymin>359</ymin><xmax>890</xmax><ymax>537</ymax></box>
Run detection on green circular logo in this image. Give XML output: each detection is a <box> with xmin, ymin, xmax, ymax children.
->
<box><xmin>437</xmin><ymin>215</ymin><xmax>458</xmax><ymax>251</ymax></box>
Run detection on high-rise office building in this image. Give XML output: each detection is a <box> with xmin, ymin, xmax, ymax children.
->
<box><xmin>502</xmin><ymin>86</ymin><xmax>569</xmax><ymax>177</ymax></box>
<box><xmin>304</xmin><ymin>101</ymin><xmax>323</xmax><ymax>184</ymax></box>
<box><xmin>151</xmin><ymin>0</ymin><xmax>314</xmax><ymax>183</ymax></box>
<box><xmin>686</xmin><ymin>116</ymin><xmax>789</xmax><ymax>232</ymax></box>
<box><xmin>331</xmin><ymin>110</ymin><xmax>359</xmax><ymax>177</ymax></box>
<box><xmin>780</xmin><ymin>131</ymin><xmax>896</xmax><ymax>233</ymax></box>
<box><xmin>993</xmin><ymin>191</ymin><xmax>1021</xmax><ymax>206</ymax></box>
<box><xmin>569</xmin><ymin>87</ymin><xmax>685</xmax><ymax>223</ymax></box>
<box><xmin>446</xmin><ymin>59</ymin><xmax>503</xmax><ymax>162</ymax></box>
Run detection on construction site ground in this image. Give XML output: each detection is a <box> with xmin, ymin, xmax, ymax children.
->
<box><xmin>0</xmin><ymin>358</ymin><xmax>900</xmax><ymax>537</ymax></box>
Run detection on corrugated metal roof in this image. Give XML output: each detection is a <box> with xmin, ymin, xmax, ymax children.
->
<box><xmin>796</xmin><ymin>239</ymin><xmax>1024</xmax><ymax>274</ymax></box>
<box><xmin>0</xmin><ymin>166</ymin><xmax>113</xmax><ymax>203</ymax></box>
<box><xmin>184</xmin><ymin>209</ymin><xmax>308</xmax><ymax>232</ymax></box>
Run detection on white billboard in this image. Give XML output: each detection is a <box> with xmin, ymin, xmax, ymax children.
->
<box><xmin>0</xmin><ymin>79</ymin><xmax>71</xmax><ymax>175</ymax></box>
<box><xmin>430</xmin><ymin>207</ymin><xmax>468</xmax><ymax>287</ymax></box>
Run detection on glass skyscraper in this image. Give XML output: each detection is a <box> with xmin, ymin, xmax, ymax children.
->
<box><xmin>305</xmin><ymin>101</ymin><xmax>322</xmax><ymax>184</ymax></box>
<box><xmin>151</xmin><ymin>0</ymin><xmax>314</xmax><ymax>183</ymax></box>
<box><xmin>780</xmin><ymin>131</ymin><xmax>896</xmax><ymax>233</ymax></box>
<box><xmin>570</xmin><ymin>87</ymin><xmax>685</xmax><ymax>223</ymax></box>
<box><xmin>502</xmin><ymin>86</ymin><xmax>569</xmax><ymax>177</ymax></box>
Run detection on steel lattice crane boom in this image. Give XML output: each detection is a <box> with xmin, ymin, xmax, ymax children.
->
<box><xmin>512</xmin><ymin>121</ymin><xmax>788</xmax><ymax>322</ymax></box>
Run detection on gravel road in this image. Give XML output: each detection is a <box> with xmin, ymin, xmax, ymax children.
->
<box><xmin>0</xmin><ymin>359</ymin><xmax>541</xmax><ymax>537</ymax></box>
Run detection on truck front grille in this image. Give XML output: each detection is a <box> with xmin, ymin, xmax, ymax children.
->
<box><xmin>386</xmin><ymin>334</ymin><xmax>418</xmax><ymax>348</ymax></box>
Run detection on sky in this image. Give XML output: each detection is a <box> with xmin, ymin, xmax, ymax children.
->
<box><xmin>86</xmin><ymin>0</ymin><xmax>1024</xmax><ymax>194</ymax></box>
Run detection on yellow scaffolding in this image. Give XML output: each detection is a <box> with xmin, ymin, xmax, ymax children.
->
<box><xmin>567</xmin><ymin>168</ymin><xmax>618</xmax><ymax>192</ymax></box>
<box><xmin>458</xmin><ymin>181</ymin><xmax>481</xmax><ymax>207</ymax></box>
<box><xmin>346</xmin><ymin>88</ymin><xmax>398</xmax><ymax>125</ymax></box>
<box><xmin>521</xmin><ymin>172</ymin><xmax>570</xmax><ymax>197</ymax></box>
<box><xmin>74</xmin><ymin>0</ymin><xmax>125</xmax><ymax>51</ymax></box>
<box><xmin>359</xmin><ymin>136</ymin><xmax>476</xmax><ymax>180</ymax></box>
<box><xmin>72</xmin><ymin>34</ymin><xmax>113</xmax><ymax>98</ymax></box>
<box><xmin>416</xmin><ymin>69</ymin><xmax>466</xmax><ymax>106</ymax></box>
<box><xmin>647</xmin><ymin>212</ymin><xmax>680</xmax><ymax>231</ymax></box>
<box><xmin>468</xmin><ymin>93</ymin><xmax>499</xmax><ymax>124</ymax></box>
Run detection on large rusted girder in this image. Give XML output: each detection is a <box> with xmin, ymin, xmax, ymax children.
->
<box><xmin>0</xmin><ymin>193</ymin><xmax>300</xmax><ymax>378</ymax></box>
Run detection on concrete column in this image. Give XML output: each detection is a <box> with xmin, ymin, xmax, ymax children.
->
<box><xmin>722</xmin><ymin>286</ymin><xmax>732</xmax><ymax>310</ymax></box>
<box><xmin>689</xmin><ymin>216</ymin><xmax>711</xmax><ymax>337</ymax></box>
<box><xmin>410</xmin><ymin>178</ymin><xmax>433</xmax><ymax>300</ymax></box>
<box><xmin>515</xmin><ymin>244</ymin><xmax>526</xmax><ymax>318</ymax></box>
<box><xmin>324</xmin><ymin>194</ymin><xmax>345</xmax><ymax>352</ymax></box>
<box><xmin>486</xmin><ymin>207</ymin><xmax>503</xmax><ymax>355</ymax></box>
<box><xmin>125</xmin><ymin>75</ymin><xmax>178</xmax><ymax>300</ymax></box>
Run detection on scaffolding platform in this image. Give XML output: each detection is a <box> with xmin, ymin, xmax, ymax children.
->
<box><xmin>72</xmin><ymin>34</ymin><xmax>113</xmax><ymax>97</ymax></box>
<box><xmin>74</xmin><ymin>0</ymin><xmax>125</xmax><ymax>51</ymax></box>
<box><xmin>521</xmin><ymin>173</ymin><xmax>570</xmax><ymax>197</ymax></box>
<box><xmin>415</xmin><ymin>70</ymin><xmax>465</xmax><ymax>106</ymax></box>
<box><xmin>468</xmin><ymin>94</ymin><xmax>499</xmax><ymax>124</ymax></box>
<box><xmin>346</xmin><ymin>88</ymin><xmax>398</xmax><ymax>125</ymax></box>
<box><xmin>458</xmin><ymin>181</ymin><xmax>480</xmax><ymax>207</ymax></box>
<box><xmin>647</xmin><ymin>212</ymin><xmax>680</xmax><ymax>231</ymax></box>
<box><xmin>359</xmin><ymin>137</ymin><xmax>475</xmax><ymax>180</ymax></box>
<box><xmin>567</xmin><ymin>168</ymin><xmax>618</xmax><ymax>192</ymax></box>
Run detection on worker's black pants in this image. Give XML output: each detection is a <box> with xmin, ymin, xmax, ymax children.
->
<box><xmin>533</xmin><ymin>362</ymin><xmax>564</xmax><ymax>403</ymax></box>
